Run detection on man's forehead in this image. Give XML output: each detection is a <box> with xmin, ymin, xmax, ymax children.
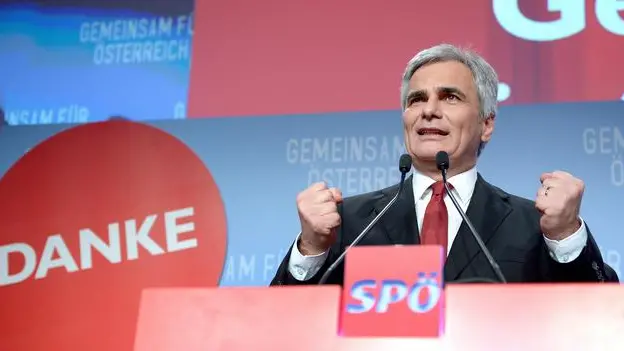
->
<box><xmin>409</xmin><ymin>71</ymin><xmax>474</xmax><ymax>93</ymax></box>
<box><xmin>407</xmin><ymin>84</ymin><xmax>464</xmax><ymax>91</ymax></box>
<box><xmin>408</xmin><ymin>61</ymin><xmax>474</xmax><ymax>87</ymax></box>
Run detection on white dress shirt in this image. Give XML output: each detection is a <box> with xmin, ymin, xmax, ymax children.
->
<box><xmin>288</xmin><ymin>167</ymin><xmax>588</xmax><ymax>281</ymax></box>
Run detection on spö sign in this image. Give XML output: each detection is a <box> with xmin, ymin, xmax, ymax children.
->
<box><xmin>339</xmin><ymin>246</ymin><xmax>445</xmax><ymax>337</ymax></box>
<box><xmin>346</xmin><ymin>273</ymin><xmax>442</xmax><ymax>314</ymax></box>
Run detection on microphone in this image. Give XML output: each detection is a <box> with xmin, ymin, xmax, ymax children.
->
<box><xmin>435</xmin><ymin>151</ymin><xmax>507</xmax><ymax>284</ymax></box>
<box><xmin>317</xmin><ymin>153</ymin><xmax>413</xmax><ymax>285</ymax></box>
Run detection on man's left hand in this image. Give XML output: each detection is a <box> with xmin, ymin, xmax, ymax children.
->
<box><xmin>536</xmin><ymin>171</ymin><xmax>584</xmax><ymax>240</ymax></box>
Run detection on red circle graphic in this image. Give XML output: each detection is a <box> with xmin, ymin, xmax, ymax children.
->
<box><xmin>0</xmin><ymin>120</ymin><xmax>227</xmax><ymax>351</ymax></box>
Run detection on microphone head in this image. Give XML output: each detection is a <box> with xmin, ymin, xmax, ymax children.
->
<box><xmin>399</xmin><ymin>154</ymin><xmax>412</xmax><ymax>174</ymax></box>
<box><xmin>436</xmin><ymin>151</ymin><xmax>450</xmax><ymax>171</ymax></box>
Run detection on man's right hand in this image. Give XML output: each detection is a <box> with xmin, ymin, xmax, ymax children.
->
<box><xmin>296</xmin><ymin>182</ymin><xmax>343</xmax><ymax>255</ymax></box>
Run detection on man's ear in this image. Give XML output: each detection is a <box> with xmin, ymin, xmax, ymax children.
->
<box><xmin>481</xmin><ymin>114</ymin><xmax>495</xmax><ymax>143</ymax></box>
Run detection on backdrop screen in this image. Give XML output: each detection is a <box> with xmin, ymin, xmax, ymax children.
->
<box><xmin>0</xmin><ymin>1</ymin><xmax>623</xmax><ymax>351</ymax></box>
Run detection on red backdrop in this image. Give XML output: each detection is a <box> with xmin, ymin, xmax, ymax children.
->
<box><xmin>188</xmin><ymin>0</ymin><xmax>624</xmax><ymax>117</ymax></box>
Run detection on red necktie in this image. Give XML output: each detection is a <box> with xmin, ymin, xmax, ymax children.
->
<box><xmin>421</xmin><ymin>181</ymin><xmax>449</xmax><ymax>255</ymax></box>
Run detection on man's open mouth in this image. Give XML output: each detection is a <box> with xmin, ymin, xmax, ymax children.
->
<box><xmin>417</xmin><ymin>128</ymin><xmax>449</xmax><ymax>136</ymax></box>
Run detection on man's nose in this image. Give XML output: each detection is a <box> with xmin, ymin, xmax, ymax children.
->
<box><xmin>422</xmin><ymin>98</ymin><xmax>442</xmax><ymax>119</ymax></box>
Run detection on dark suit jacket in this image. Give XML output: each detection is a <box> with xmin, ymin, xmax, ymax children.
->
<box><xmin>271</xmin><ymin>174</ymin><xmax>619</xmax><ymax>286</ymax></box>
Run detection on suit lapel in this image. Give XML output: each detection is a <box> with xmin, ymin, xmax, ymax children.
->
<box><xmin>444</xmin><ymin>174</ymin><xmax>512</xmax><ymax>281</ymax></box>
<box><xmin>373</xmin><ymin>175</ymin><xmax>420</xmax><ymax>245</ymax></box>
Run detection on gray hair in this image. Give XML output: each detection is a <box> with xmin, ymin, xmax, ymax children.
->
<box><xmin>400</xmin><ymin>44</ymin><xmax>499</xmax><ymax>155</ymax></box>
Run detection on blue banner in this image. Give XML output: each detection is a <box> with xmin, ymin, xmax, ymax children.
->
<box><xmin>1</xmin><ymin>101</ymin><xmax>622</xmax><ymax>286</ymax></box>
<box><xmin>0</xmin><ymin>0</ymin><xmax>193</xmax><ymax>125</ymax></box>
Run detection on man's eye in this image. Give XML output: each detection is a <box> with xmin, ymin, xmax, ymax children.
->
<box><xmin>409</xmin><ymin>97</ymin><xmax>424</xmax><ymax>105</ymax></box>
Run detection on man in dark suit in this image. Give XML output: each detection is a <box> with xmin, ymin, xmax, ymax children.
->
<box><xmin>270</xmin><ymin>44</ymin><xmax>618</xmax><ymax>286</ymax></box>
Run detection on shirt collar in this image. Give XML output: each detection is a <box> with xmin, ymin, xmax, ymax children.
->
<box><xmin>412</xmin><ymin>166</ymin><xmax>478</xmax><ymax>205</ymax></box>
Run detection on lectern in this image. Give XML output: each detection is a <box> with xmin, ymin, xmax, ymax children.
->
<box><xmin>134</xmin><ymin>246</ymin><xmax>624</xmax><ymax>350</ymax></box>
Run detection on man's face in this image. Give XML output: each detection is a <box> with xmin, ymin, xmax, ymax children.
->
<box><xmin>402</xmin><ymin>61</ymin><xmax>494</xmax><ymax>171</ymax></box>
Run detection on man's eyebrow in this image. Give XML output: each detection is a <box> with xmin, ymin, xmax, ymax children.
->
<box><xmin>405</xmin><ymin>90</ymin><xmax>426</xmax><ymax>102</ymax></box>
<box><xmin>405</xmin><ymin>87</ymin><xmax>467</xmax><ymax>102</ymax></box>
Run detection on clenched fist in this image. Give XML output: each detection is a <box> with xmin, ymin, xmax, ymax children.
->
<box><xmin>535</xmin><ymin>171</ymin><xmax>584</xmax><ymax>240</ymax></box>
<box><xmin>297</xmin><ymin>182</ymin><xmax>343</xmax><ymax>255</ymax></box>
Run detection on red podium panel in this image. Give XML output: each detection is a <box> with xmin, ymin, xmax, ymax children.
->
<box><xmin>133</xmin><ymin>286</ymin><xmax>343</xmax><ymax>351</ymax></box>
<box><xmin>134</xmin><ymin>284</ymin><xmax>624</xmax><ymax>351</ymax></box>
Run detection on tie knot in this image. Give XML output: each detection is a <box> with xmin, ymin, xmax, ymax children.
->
<box><xmin>431</xmin><ymin>181</ymin><xmax>446</xmax><ymax>196</ymax></box>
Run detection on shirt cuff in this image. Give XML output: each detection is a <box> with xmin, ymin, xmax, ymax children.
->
<box><xmin>287</xmin><ymin>233</ymin><xmax>329</xmax><ymax>281</ymax></box>
<box><xmin>543</xmin><ymin>218</ymin><xmax>588</xmax><ymax>263</ymax></box>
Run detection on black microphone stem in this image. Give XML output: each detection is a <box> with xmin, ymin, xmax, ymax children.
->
<box><xmin>441</xmin><ymin>168</ymin><xmax>507</xmax><ymax>283</ymax></box>
<box><xmin>317</xmin><ymin>170</ymin><xmax>409</xmax><ymax>285</ymax></box>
